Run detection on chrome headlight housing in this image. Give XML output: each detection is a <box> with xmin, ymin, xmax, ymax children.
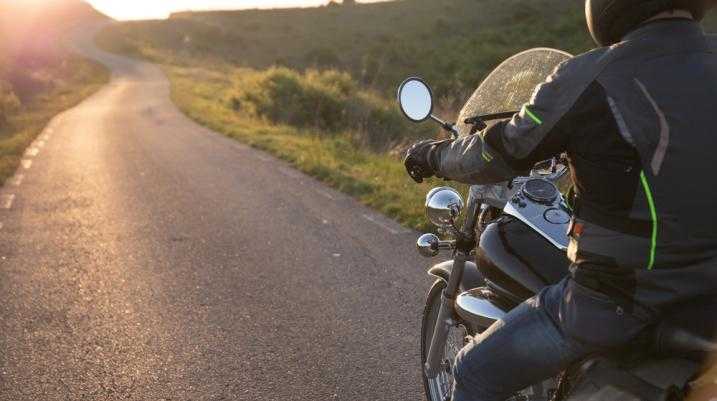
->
<box><xmin>425</xmin><ymin>187</ymin><xmax>464</xmax><ymax>228</ymax></box>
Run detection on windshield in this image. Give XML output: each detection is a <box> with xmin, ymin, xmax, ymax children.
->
<box><xmin>456</xmin><ymin>48</ymin><xmax>573</xmax><ymax>137</ymax></box>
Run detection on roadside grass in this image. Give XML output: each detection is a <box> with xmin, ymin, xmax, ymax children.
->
<box><xmin>230</xmin><ymin>66</ymin><xmax>434</xmax><ymax>151</ymax></box>
<box><xmin>0</xmin><ymin>57</ymin><xmax>109</xmax><ymax>183</ymax></box>
<box><xmin>167</xmin><ymin>65</ymin><xmax>443</xmax><ymax>230</ymax></box>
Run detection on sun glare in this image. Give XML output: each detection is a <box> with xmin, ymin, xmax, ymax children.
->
<box><xmin>14</xmin><ymin>0</ymin><xmax>54</xmax><ymax>6</ymax></box>
<box><xmin>85</xmin><ymin>0</ymin><xmax>387</xmax><ymax>20</ymax></box>
<box><xmin>85</xmin><ymin>0</ymin><xmax>173</xmax><ymax>20</ymax></box>
<box><xmin>9</xmin><ymin>0</ymin><xmax>65</xmax><ymax>11</ymax></box>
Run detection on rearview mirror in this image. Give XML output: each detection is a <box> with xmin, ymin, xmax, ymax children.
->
<box><xmin>398</xmin><ymin>77</ymin><xmax>433</xmax><ymax>122</ymax></box>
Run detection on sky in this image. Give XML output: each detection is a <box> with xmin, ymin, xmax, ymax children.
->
<box><xmin>85</xmin><ymin>0</ymin><xmax>388</xmax><ymax>20</ymax></box>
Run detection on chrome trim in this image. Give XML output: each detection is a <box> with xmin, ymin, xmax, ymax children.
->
<box><xmin>504</xmin><ymin>197</ymin><xmax>569</xmax><ymax>251</ymax></box>
<box><xmin>417</xmin><ymin>233</ymin><xmax>456</xmax><ymax>258</ymax></box>
<box><xmin>425</xmin><ymin>187</ymin><xmax>464</xmax><ymax>228</ymax></box>
<box><xmin>455</xmin><ymin>288</ymin><xmax>507</xmax><ymax>329</ymax></box>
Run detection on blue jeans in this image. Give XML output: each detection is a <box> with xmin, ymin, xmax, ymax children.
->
<box><xmin>451</xmin><ymin>278</ymin><xmax>649</xmax><ymax>401</ymax></box>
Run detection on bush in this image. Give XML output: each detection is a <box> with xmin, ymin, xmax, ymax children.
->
<box><xmin>233</xmin><ymin>67</ymin><xmax>425</xmax><ymax>150</ymax></box>
<box><xmin>0</xmin><ymin>80</ymin><xmax>21</xmax><ymax>126</ymax></box>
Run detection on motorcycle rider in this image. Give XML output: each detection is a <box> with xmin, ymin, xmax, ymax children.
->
<box><xmin>405</xmin><ymin>1</ymin><xmax>717</xmax><ymax>400</ymax></box>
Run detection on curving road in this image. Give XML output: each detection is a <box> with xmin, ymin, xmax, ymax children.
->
<box><xmin>0</xmin><ymin>25</ymin><xmax>430</xmax><ymax>400</ymax></box>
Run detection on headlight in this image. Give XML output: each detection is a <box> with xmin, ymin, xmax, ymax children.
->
<box><xmin>425</xmin><ymin>187</ymin><xmax>464</xmax><ymax>227</ymax></box>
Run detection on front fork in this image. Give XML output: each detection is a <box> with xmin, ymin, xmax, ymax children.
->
<box><xmin>423</xmin><ymin>190</ymin><xmax>482</xmax><ymax>379</ymax></box>
<box><xmin>424</xmin><ymin>249</ymin><xmax>468</xmax><ymax>379</ymax></box>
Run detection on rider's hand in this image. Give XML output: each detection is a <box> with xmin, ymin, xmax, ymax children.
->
<box><xmin>404</xmin><ymin>140</ymin><xmax>446</xmax><ymax>183</ymax></box>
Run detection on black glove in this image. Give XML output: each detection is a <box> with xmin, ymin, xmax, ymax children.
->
<box><xmin>404</xmin><ymin>140</ymin><xmax>446</xmax><ymax>183</ymax></box>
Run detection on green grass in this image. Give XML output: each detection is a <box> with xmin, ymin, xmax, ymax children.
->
<box><xmin>96</xmin><ymin>0</ymin><xmax>717</xmax><ymax>230</ymax></box>
<box><xmin>0</xmin><ymin>56</ymin><xmax>109</xmax><ymax>184</ymax></box>
<box><xmin>229</xmin><ymin>66</ymin><xmax>433</xmax><ymax>151</ymax></box>
<box><xmin>166</xmin><ymin>65</ymin><xmax>443</xmax><ymax>230</ymax></box>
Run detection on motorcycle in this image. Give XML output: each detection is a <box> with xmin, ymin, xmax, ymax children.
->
<box><xmin>397</xmin><ymin>48</ymin><xmax>717</xmax><ymax>401</ymax></box>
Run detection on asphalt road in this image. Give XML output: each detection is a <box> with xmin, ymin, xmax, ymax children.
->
<box><xmin>0</xmin><ymin>26</ymin><xmax>431</xmax><ymax>400</ymax></box>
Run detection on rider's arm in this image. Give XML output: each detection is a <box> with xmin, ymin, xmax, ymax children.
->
<box><xmin>432</xmin><ymin>58</ymin><xmax>601</xmax><ymax>183</ymax></box>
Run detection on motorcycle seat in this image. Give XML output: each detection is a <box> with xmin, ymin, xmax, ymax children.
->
<box><xmin>653</xmin><ymin>296</ymin><xmax>717</xmax><ymax>362</ymax></box>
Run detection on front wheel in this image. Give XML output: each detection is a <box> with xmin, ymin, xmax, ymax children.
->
<box><xmin>421</xmin><ymin>281</ymin><xmax>560</xmax><ymax>401</ymax></box>
<box><xmin>421</xmin><ymin>280</ymin><xmax>471</xmax><ymax>401</ymax></box>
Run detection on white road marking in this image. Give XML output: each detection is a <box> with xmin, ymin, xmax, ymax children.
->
<box><xmin>10</xmin><ymin>174</ymin><xmax>24</xmax><ymax>187</ymax></box>
<box><xmin>1</xmin><ymin>194</ymin><xmax>15</xmax><ymax>209</ymax></box>
<box><xmin>361</xmin><ymin>213</ymin><xmax>411</xmax><ymax>235</ymax></box>
<box><xmin>21</xmin><ymin>159</ymin><xmax>32</xmax><ymax>170</ymax></box>
<box><xmin>332</xmin><ymin>253</ymin><xmax>341</xmax><ymax>258</ymax></box>
<box><xmin>25</xmin><ymin>147</ymin><xmax>39</xmax><ymax>157</ymax></box>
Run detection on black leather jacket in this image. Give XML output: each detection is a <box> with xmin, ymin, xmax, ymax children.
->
<box><xmin>433</xmin><ymin>19</ymin><xmax>717</xmax><ymax>309</ymax></box>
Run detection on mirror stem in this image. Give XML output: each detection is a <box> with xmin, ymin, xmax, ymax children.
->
<box><xmin>430</xmin><ymin>115</ymin><xmax>458</xmax><ymax>139</ymax></box>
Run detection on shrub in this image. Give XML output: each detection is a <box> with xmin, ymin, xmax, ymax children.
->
<box><xmin>237</xmin><ymin>67</ymin><xmax>346</xmax><ymax>131</ymax></box>
<box><xmin>0</xmin><ymin>80</ymin><xmax>20</xmax><ymax>126</ymax></box>
<box><xmin>233</xmin><ymin>67</ymin><xmax>428</xmax><ymax>150</ymax></box>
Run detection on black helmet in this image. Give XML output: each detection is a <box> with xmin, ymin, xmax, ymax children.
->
<box><xmin>586</xmin><ymin>0</ymin><xmax>709</xmax><ymax>46</ymax></box>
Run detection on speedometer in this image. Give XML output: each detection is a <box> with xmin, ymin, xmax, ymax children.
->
<box><xmin>522</xmin><ymin>179</ymin><xmax>558</xmax><ymax>203</ymax></box>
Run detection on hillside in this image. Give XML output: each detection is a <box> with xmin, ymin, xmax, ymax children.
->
<box><xmin>0</xmin><ymin>0</ymin><xmax>108</xmax><ymax>102</ymax></box>
<box><xmin>96</xmin><ymin>0</ymin><xmax>716</xmax><ymax>229</ymax></box>
<box><xmin>0</xmin><ymin>0</ymin><xmax>107</xmax><ymax>61</ymax></box>
<box><xmin>0</xmin><ymin>0</ymin><xmax>109</xmax><ymax>183</ymax></box>
<box><xmin>99</xmin><ymin>0</ymin><xmax>593</xmax><ymax>101</ymax></box>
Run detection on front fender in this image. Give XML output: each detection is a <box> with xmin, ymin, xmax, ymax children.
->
<box><xmin>428</xmin><ymin>259</ymin><xmax>485</xmax><ymax>292</ymax></box>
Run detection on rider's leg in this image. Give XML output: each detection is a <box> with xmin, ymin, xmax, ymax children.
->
<box><xmin>450</xmin><ymin>280</ymin><xmax>591</xmax><ymax>401</ymax></box>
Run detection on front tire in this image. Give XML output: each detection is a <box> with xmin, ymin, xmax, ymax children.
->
<box><xmin>421</xmin><ymin>281</ymin><xmax>560</xmax><ymax>401</ymax></box>
<box><xmin>421</xmin><ymin>280</ymin><xmax>471</xmax><ymax>401</ymax></box>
